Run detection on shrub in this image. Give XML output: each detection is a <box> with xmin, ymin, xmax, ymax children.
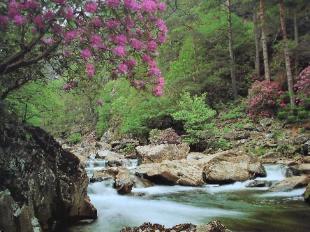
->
<box><xmin>67</xmin><ymin>133</ymin><xmax>82</xmax><ymax>145</ymax></box>
<box><xmin>172</xmin><ymin>92</ymin><xmax>216</xmax><ymax>144</ymax></box>
<box><xmin>221</xmin><ymin>103</ymin><xmax>246</xmax><ymax>120</ymax></box>
<box><xmin>294</xmin><ymin>65</ymin><xmax>310</xmax><ymax>109</ymax></box>
<box><xmin>247</xmin><ymin>80</ymin><xmax>283</xmax><ymax>118</ymax></box>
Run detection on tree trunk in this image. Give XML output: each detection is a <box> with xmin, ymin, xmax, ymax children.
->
<box><xmin>253</xmin><ymin>11</ymin><xmax>261</xmax><ymax>78</ymax></box>
<box><xmin>227</xmin><ymin>0</ymin><xmax>237</xmax><ymax>99</ymax></box>
<box><xmin>293</xmin><ymin>10</ymin><xmax>298</xmax><ymax>44</ymax></box>
<box><xmin>279</xmin><ymin>0</ymin><xmax>295</xmax><ymax>108</ymax></box>
<box><xmin>259</xmin><ymin>0</ymin><xmax>271</xmax><ymax>81</ymax></box>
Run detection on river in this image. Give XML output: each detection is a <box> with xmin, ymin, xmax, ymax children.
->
<box><xmin>70</xmin><ymin>159</ymin><xmax>310</xmax><ymax>232</ymax></box>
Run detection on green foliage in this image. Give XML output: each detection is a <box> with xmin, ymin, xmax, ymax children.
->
<box><xmin>172</xmin><ymin>92</ymin><xmax>216</xmax><ymax>144</ymax></box>
<box><xmin>277</xmin><ymin>105</ymin><xmax>310</xmax><ymax>123</ymax></box>
<box><xmin>67</xmin><ymin>133</ymin><xmax>82</xmax><ymax>145</ymax></box>
<box><xmin>96</xmin><ymin>79</ymin><xmax>173</xmax><ymax>138</ymax></box>
<box><xmin>211</xmin><ymin>138</ymin><xmax>232</xmax><ymax>151</ymax></box>
<box><xmin>221</xmin><ymin>103</ymin><xmax>247</xmax><ymax>120</ymax></box>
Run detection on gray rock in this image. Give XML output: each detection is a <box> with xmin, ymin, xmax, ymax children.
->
<box><xmin>270</xmin><ymin>176</ymin><xmax>310</xmax><ymax>192</ymax></box>
<box><xmin>0</xmin><ymin>118</ymin><xmax>97</xmax><ymax>232</ymax></box>
<box><xmin>136</xmin><ymin>143</ymin><xmax>190</xmax><ymax>164</ymax></box>
<box><xmin>246</xmin><ymin>180</ymin><xmax>273</xmax><ymax>188</ymax></box>
<box><xmin>304</xmin><ymin>184</ymin><xmax>310</xmax><ymax>204</ymax></box>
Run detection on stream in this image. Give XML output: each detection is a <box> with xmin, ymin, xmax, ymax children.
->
<box><xmin>70</xmin><ymin>159</ymin><xmax>310</xmax><ymax>232</ymax></box>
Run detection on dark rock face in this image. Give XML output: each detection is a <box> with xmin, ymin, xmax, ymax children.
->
<box><xmin>305</xmin><ymin>184</ymin><xmax>310</xmax><ymax>204</ymax></box>
<box><xmin>0</xmin><ymin>114</ymin><xmax>97</xmax><ymax>232</ymax></box>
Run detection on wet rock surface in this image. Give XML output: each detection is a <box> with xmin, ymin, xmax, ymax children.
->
<box><xmin>270</xmin><ymin>175</ymin><xmax>310</xmax><ymax>192</ymax></box>
<box><xmin>120</xmin><ymin>220</ymin><xmax>230</xmax><ymax>232</ymax></box>
<box><xmin>135</xmin><ymin>150</ymin><xmax>266</xmax><ymax>186</ymax></box>
<box><xmin>0</xmin><ymin>115</ymin><xmax>97</xmax><ymax>232</ymax></box>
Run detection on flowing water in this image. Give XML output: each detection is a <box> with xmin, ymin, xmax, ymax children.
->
<box><xmin>70</xmin><ymin>161</ymin><xmax>310</xmax><ymax>232</ymax></box>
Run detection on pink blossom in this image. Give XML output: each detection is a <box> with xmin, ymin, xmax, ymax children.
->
<box><xmin>86</xmin><ymin>63</ymin><xmax>95</xmax><ymax>77</ymax></box>
<box><xmin>106</xmin><ymin>0</ymin><xmax>120</xmax><ymax>8</ymax></box>
<box><xmin>113</xmin><ymin>46</ymin><xmax>126</xmax><ymax>57</ymax></box>
<box><xmin>118</xmin><ymin>63</ymin><xmax>128</xmax><ymax>74</ymax></box>
<box><xmin>43</xmin><ymin>10</ymin><xmax>54</xmax><ymax>20</ymax></box>
<box><xmin>91</xmin><ymin>16</ymin><xmax>102</xmax><ymax>27</ymax></box>
<box><xmin>64</xmin><ymin>7</ymin><xmax>74</xmax><ymax>20</ymax></box>
<box><xmin>158</xmin><ymin>2</ymin><xmax>167</xmax><ymax>11</ymax></box>
<box><xmin>33</xmin><ymin>15</ymin><xmax>44</xmax><ymax>29</ymax></box>
<box><xmin>64</xmin><ymin>30</ymin><xmax>78</xmax><ymax>42</ymax></box>
<box><xmin>84</xmin><ymin>1</ymin><xmax>97</xmax><ymax>13</ymax></box>
<box><xmin>149</xmin><ymin>66</ymin><xmax>161</xmax><ymax>77</ymax></box>
<box><xmin>13</xmin><ymin>15</ymin><xmax>26</xmax><ymax>26</ymax></box>
<box><xmin>106</xmin><ymin>19</ymin><xmax>120</xmax><ymax>29</ymax></box>
<box><xmin>126</xmin><ymin>59</ymin><xmax>137</xmax><ymax>69</ymax></box>
<box><xmin>114</xmin><ymin>34</ymin><xmax>127</xmax><ymax>45</ymax></box>
<box><xmin>147</xmin><ymin>40</ymin><xmax>157</xmax><ymax>52</ymax></box>
<box><xmin>156</xmin><ymin>19</ymin><xmax>168</xmax><ymax>32</ymax></box>
<box><xmin>130</xmin><ymin>38</ymin><xmax>144</xmax><ymax>51</ymax></box>
<box><xmin>141</xmin><ymin>0</ymin><xmax>157</xmax><ymax>13</ymax></box>
<box><xmin>142</xmin><ymin>54</ymin><xmax>152</xmax><ymax>63</ymax></box>
<box><xmin>81</xmin><ymin>48</ymin><xmax>92</xmax><ymax>59</ymax></box>
<box><xmin>90</xmin><ymin>34</ymin><xmax>105</xmax><ymax>49</ymax></box>
<box><xmin>124</xmin><ymin>0</ymin><xmax>140</xmax><ymax>11</ymax></box>
<box><xmin>153</xmin><ymin>85</ymin><xmax>163</xmax><ymax>96</ymax></box>
<box><xmin>157</xmin><ymin>77</ymin><xmax>165</xmax><ymax>86</ymax></box>
<box><xmin>158</xmin><ymin>32</ymin><xmax>167</xmax><ymax>44</ymax></box>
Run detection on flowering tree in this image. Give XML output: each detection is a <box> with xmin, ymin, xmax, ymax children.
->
<box><xmin>247</xmin><ymin>80</ymin><xmax>283</xmax><ymax>118</ymax></box>
<box><xmin>0</xmin><ymin>0</ymin><xmax>168</xmax><ymax>99</ymax></box>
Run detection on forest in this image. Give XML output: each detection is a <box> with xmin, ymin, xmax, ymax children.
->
<box><xmin>0</xmin><ymin>0</ymin><xmax>309</xmax><ymax>232</ymax></box>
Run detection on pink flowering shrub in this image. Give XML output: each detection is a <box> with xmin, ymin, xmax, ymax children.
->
<box><xmin>247</xmin><ymin>80</ymin><xmax>283</xmax><ymax>118</ymax></box>
<box><xmin>0</xmin><ymin>0</ymin><xmax>168</xmax><ymax>96</ymax></box>
<box><xmin>294</xmin><ymin>66</ymin><xmax>310</xmax><ymax>107</ymax></box>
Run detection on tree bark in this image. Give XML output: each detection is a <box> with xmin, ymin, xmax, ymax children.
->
<box><xmin>293</xmin><ymin>10</ymin><xmax>298</xmax><ymax>44</ymax></box>
<box><xmin>279</xmin><ymin>0</ymin><xmax>295</xmax><ymax>108</ymax></box>
<box><xmin>227</xmin><ymin>0</ymin><xmax>237</xmax><ymax>99</ymax></box>
<box><xmin>259</xmin><ymin>0</ymin><xmax>271</xmax><ymax>81</ymax></box>
<box><xmin>253</xmin><ymin>11</ymin><xmax>261</xmax><ymax>78</ymax></box>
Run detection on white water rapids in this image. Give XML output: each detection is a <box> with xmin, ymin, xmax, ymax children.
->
<box><xmin>69</xmin><ymin>159</ymin><xmax>307</xmax><ymax>232</ymax></box>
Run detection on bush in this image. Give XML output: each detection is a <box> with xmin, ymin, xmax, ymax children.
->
<box><xmin>221</xmin><ymin>103</ymin><xmax>246</xmax><ymax>120</ymax></box>
<box><xmin>67</xmin><ymin>133</ymin><xmax>82</xmax><ymax>145</ymax></box>
<box><xmin>172</xmin><ymin>92</ymin><xmax>216</xmax><ymax>144</ymax></box>
<box><xmin>247</xmin><ymin>80</ymin><xmax>283</xmax><ymax>118</ymax></box>
<box><xmin>294</xmin><ymin>66</ymin><xmax>310</xmax><ymax>110</ymax></box>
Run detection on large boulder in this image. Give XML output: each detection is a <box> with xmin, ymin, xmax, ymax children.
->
<box><xmin>270</xmin><ymin>175</ymin><xmax>310</xmax><ymax>192</ymax></box>
<box><xmin>135</xmin><ymin>150</ymin><xmax>266</xmax><ymax>186</ymax></box>
<box><xmin>135</xmin><ymin>160</ymin><xmax>205</xmax><ymax>186</ymax></box>
<box><xmin>289</xmin><ymin>163</ymin><xmax>310</xmax><ymax>175</ymax></box>
<box><xmin>304</xmin><ymin>184</ymin><xmax>310</xmax><ymax>204</ymax></box>
<box><xmin>114</xmin><ymin>168</ymin><xmax>134</xmax><ymax>194</ymax></box>
<box><xmin>136</xmin><ymin>143</ymin><xmax>190</xmax><ymax>164</ymax></box>
<box><xmin>0</xmin><ymin>114</ymin><xmax>97</xmax><ymax>232</ymax></box>
<box><xmin>202</xmin><ymin>151</ymin><xmax>266</xmax><ymax>184</ymax></box>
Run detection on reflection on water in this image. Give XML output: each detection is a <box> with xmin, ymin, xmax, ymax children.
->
<box><xmin>70</xmin><ymin>164</ymin><xmax>310</xmax><ymax>232</ymax></box>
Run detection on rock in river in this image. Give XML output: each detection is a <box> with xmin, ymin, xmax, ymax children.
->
<box><xmin>270</xmin><ymin>175</ymin><xmax>310</xmax><ymax>192</ymax></box>
<box><xmin>136</xmin><ymin>143</ymin><xmax>190</xmax><ymax>164</ymax></box>
<box><xmin>135</xmin><ymin>150</ymin><xmax>266</xmax><ymax>186</ymax></box>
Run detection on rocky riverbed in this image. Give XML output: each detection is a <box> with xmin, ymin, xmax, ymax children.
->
<box><xmin>65</xmin><ymin>132</ymin><xmax>310</xmax><ymax>232</ymax></box>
